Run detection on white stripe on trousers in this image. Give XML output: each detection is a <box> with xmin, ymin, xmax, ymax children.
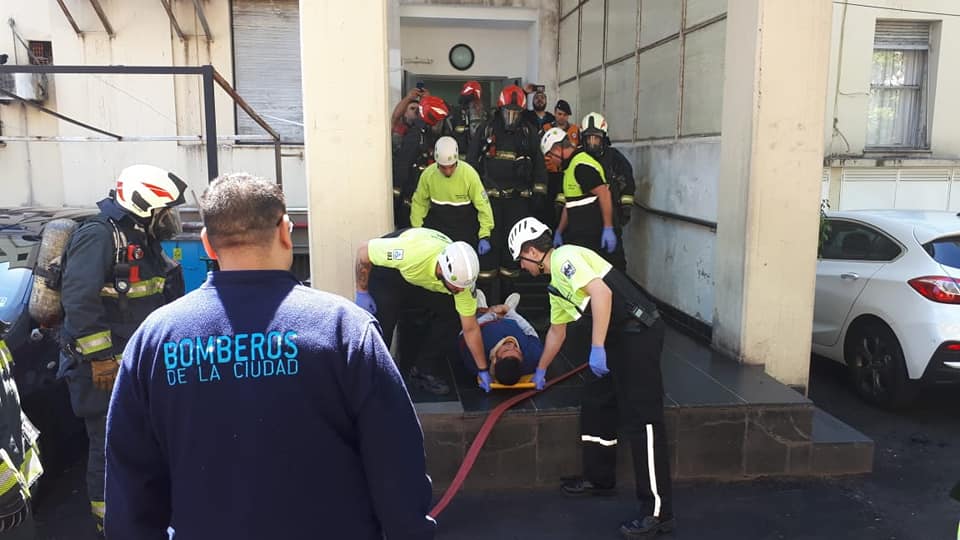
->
<box><xmin>581</xmin><ymin>435</ymin><xmax>618</xmax><ymax>446</ymax></box>
<box><xmin>646</xmin><ymin>423</ymin><xmax>662</xmax><ymax>518</ymax></box>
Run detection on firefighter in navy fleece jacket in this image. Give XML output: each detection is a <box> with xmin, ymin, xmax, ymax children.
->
<box><xmin>105</xmin><ymin>173</ymin><xmax>435</xmax><ymax>540</ymax></box>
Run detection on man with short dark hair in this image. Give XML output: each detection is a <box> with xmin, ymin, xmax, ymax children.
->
<box><xmin>457</xmin><ymin>291</ymin><xmax>543</xmax><ymax>386</ymax></box>
<box><xmin>540</xmin><ymin>100</ymin><xmax>580</xmax><ymax>229</ymax></box>
<box><xmin>395</xmin><ymin>95</ymin><xmax>454</xmax><ymax>230</ymax></box>
<box><xmin>391</xmin><ymin>87</ymin><xmax>424</xmax><ymax>148</ymax></box>
<box><xmin>106</xmin><ymin>173</ymin><xmax>435</xmax><ymax>540</ymax></box>
<box><xmin>521</xmin><ymin>83</ymin><xmax>556</xmax><ymax>132</ymax></box>
<box><xmin>541</xmin><ymin>127</ymin><xmax>618</xmax><ymax>265</ymax></box>
<box><xmin>355</xmin><ymin>228</ymin><xmax>486</xmax><ymax>395</ymax></box>
<box><xmin>508</xmin><ymin>216</ymin><xmax>673</xmax><ymax>539</ymax></box>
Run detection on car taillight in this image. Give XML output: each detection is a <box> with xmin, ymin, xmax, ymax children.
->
<box><xmin>908</xmin><ymin>276</ymin><xmax>960</xmax><ymax>304</ymax></box>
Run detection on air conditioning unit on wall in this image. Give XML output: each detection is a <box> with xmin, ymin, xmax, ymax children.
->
<box><xmin>0</xmin><ymin>72</ymin><xmax>48</xmax><ymax>103</ymax></box>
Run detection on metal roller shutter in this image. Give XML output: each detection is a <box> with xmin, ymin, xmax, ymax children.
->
<box><xmin>874</xmin><ymin>20</ymin><xmax>930</xmax><ymax>50</ymax></box>
<box><xmin>232</xmin><ymin>0</ymin><xmax>303</xmax><ymax>142</ymax></box>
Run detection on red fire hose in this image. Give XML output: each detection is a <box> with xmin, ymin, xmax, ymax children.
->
<box><xmin>429</xmin><ymin>363</ymin><xmax>588</xmax><ymax>518</ymax></box>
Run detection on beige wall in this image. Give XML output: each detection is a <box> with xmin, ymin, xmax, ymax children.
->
<box><xmin>301</xmin><ymin>0</ymin><xmax>393</xmax><ymax>298</ymax></box>
<box><xmin>1</xmin><ymin>1</ymin><xmax>64</xmax><ymax>207</ymax></box>
<box><xmin>392</xmin><ymin>2</ymin><xmax>558</xmax><ymax>105</ymax></box>
<box><xmin>713</xmin><ymin>0</ymin><xmax>832</xmax><ymax>388</ymax></box>
<box><xmin>1</xmin><ymin>0</ymin><xmax>558</xmax><ymax>211</ymax></box>
<box><xmin>0</xmin><ymin>0</ymin><xmax>307</xmax><ymax>208</ymax></box>
<box><xmin>825</xmin><ymin>0</ymin><xmax>960</xmax><ymax>158</ymax></box>
<box><xmin>399</xmin><ymin>21</ymin><xmax>531</xmax><ymax>78</ymax></box>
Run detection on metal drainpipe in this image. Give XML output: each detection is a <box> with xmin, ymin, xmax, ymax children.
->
<box><xmin>576</xmin><ymin>3</ymin><xmax>582</xmax><ymax>114</ymax></box>
<box><xmin>601</xmin><ymin>0</ymin><xmax>608</xmax><ymax>111</ymax></box>
<box><xmin>676</xmin><ymin>0</ymin><xmax>687</xmax><ymax>140</ymax></box>
<box><xmin>633</xmin><ymin>0</ymin><xmax>642</xmax><ymax>142</ymax></box>
<box><xmin>201</xmin><ymin>66</ymin><xmax>219</xmax><ymax>182</ymax></box>
<box><xmin>19</xmin><ymin>104</ymin><xmax>34</xmax><ymax>205</ymax></box>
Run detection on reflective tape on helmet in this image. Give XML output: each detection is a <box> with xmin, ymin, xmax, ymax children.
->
<box><xmin>75</xmin><ymin>330</ymin><xmax>112</xmax><ymax>356</ymax></box>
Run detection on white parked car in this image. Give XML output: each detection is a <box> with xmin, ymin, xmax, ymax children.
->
<box><xmin>813</xmin><ymin>210</ymin><xmax>960</xmax><ymax>408</ymax></box>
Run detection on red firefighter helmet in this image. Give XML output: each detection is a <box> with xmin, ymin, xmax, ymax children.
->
<box><xmin>419</xmin><ymin>96</ymin><xmax>450</xmax><ymax>127</ymax></box>
<box><xmin>497</xmin><ymin>85</ymin><xmax>527</xmax><ymax>110</ymax></box>
<box><xmin>461</xmin><ymin>80</ymin><xmax>482</xmax><ymax>102</ymax></box>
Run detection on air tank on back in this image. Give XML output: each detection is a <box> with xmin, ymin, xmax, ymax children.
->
<box><xmin>28</xmin><ymin>218</ymin><xmax>78</xmax><ymax>327</ymax></box>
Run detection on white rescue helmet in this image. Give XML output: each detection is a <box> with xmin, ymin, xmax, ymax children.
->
<box><xmin>508</xmin><ymin>216</ymin><xmax>551</xmax><ymax>261</ymax></box>
<box><xmin>580</xmin><ymin>112</ymin><xmax>608</xmax><ymax>135</ymax></box>
<box><xmin>439</xmin><ymin>241</ymin><xmax>479</xmax><ymax>289</ymax></box>
<box><xmin>114</xmin><ymin>164</ymin><xmax>188</xmax><ymax>218</ymax></box>
<box><xmin>434</xmin><ymin>136</ymin><xmax>459</xmax><ymax>167</ymax></box>
<box><xmin>540</xmin><ymin>127</ymin><xmax>568</xmax><ymax>156</ymax></box>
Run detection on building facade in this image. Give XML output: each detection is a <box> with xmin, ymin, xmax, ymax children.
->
<box><xmin>823</xmin><ymin>0</ymin><xmax>960</xmax><ymax>212</ymax></box>
<box><xmin>1</xmin><ymin>0</ymin><xmax>840</xmax><ymax>389</ymax></box>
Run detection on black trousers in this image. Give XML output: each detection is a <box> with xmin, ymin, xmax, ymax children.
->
<box><xmin>479</xmin><ymin>196</ymin><xmax>531</xmax><ymax>302</ymax></box>
<box><xmin>423</xmin><ymin>213</ymin><xmax>479</xmax><ymax>249</ymax></box>
<box><xmin>580</xmin><ymin>320</ymin><xmax>672</xmax><ymax>519</ymax></box>
<box><xmin>541</xmin><ymin>171</ymin><xmax>563</xmax><ymax>230</ymax></box>
<box><xmin>394</xmin><ymin>197</ymin><xmax>411</xmax><ymax>230</ymax></box>
<box><xmin>368</xmin><ymin>266</ymin><xmax>459</xmax><ymax>374</ymax></box>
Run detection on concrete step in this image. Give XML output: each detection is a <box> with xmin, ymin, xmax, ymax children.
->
<box><xmin>421</xmin><ymin>401</ymin><xmax>873</xmax><ymax>491</ymax></box>
<box><xmin>416</xmin><ymin>325</ymin><xmax>873</xmax><ymax>491</ymax></box>
<box><xmin>807</xmin><ymin>408</ymin><xmax>874</xmax><ymax>476</ymax></box>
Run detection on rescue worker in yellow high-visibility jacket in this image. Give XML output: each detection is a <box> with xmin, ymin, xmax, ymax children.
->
<box><xmin>410</xmin><ymin>136</ymin><xmax>495</xmax><ymax>255</ymax></box>
<box><xmin>508</xmin><ymin>216</ymin><xmax>673</xmax><ymax>539</ymax></box>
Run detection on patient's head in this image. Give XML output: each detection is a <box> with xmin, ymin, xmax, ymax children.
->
<box><xmin>493</xmin><ymin>338</ymin><xmax>522</xmax><ymax>362</ymax></box>
<box><xmin>491</xmin><ymin>355</ymin><xmax>522</xmax><ymax>386</ymax></box>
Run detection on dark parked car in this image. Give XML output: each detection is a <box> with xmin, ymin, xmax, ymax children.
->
<box><xmin>0</xmin><ymin>207</ymin><xmax>98</xmax><ymax>500</ymax></box>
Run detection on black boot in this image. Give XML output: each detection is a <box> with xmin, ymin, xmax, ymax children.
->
<box><xmin>408</xmin><ymin>367</ymin><xmax>450</xmax><ymax>396</ymax></box>
<box><xmin>560</xmin><ymin>476</ymin><xmax>615</xmax><ymax>497</ymax></box>
<box><xmin>619</xmin><ymin>515</ymin><xmax>675</xmax><ymax>538</ymax></box>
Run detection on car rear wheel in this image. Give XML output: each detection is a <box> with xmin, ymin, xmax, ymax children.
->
<box><xmin>844</xmin><ymin>319</ymin><xmax>918</xmax><ymax>409</ymax></box>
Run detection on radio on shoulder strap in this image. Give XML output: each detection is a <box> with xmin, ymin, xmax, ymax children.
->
<box><xmin>602</xmin><ymin>269</ymin><xmax>660</xmax><ymax>328</ymax></box>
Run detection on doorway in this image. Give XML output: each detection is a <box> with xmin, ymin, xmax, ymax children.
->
<box><xmin>403</xmin><ymin>73</ymin><xmax>520</xmax><ymax>114</ymax></box>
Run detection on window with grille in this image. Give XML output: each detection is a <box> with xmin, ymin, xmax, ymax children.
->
<box><xmin>28</xmin><ymin>41</ymin><xmax>52</xmax><ymax>65</ymax></box>
<box><xmin>866</xmin><ymin>21</ymin><xmax>931</xmax><ymax>149</ymax></box>
<box><xmin>231</xmin><ymin>0</ymin><xmax>303</xmax><ymax>143</ymax></box>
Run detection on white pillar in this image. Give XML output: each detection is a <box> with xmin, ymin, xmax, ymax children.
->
<box><xmin>712</xmin><ymin>0</ymin><xmax>833</xmax><ymax>389</ymax></box>
<box><xmin>299</xmin><ymin>1</ymin><xmax>393</xmax><ymax>298</ymax></box>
